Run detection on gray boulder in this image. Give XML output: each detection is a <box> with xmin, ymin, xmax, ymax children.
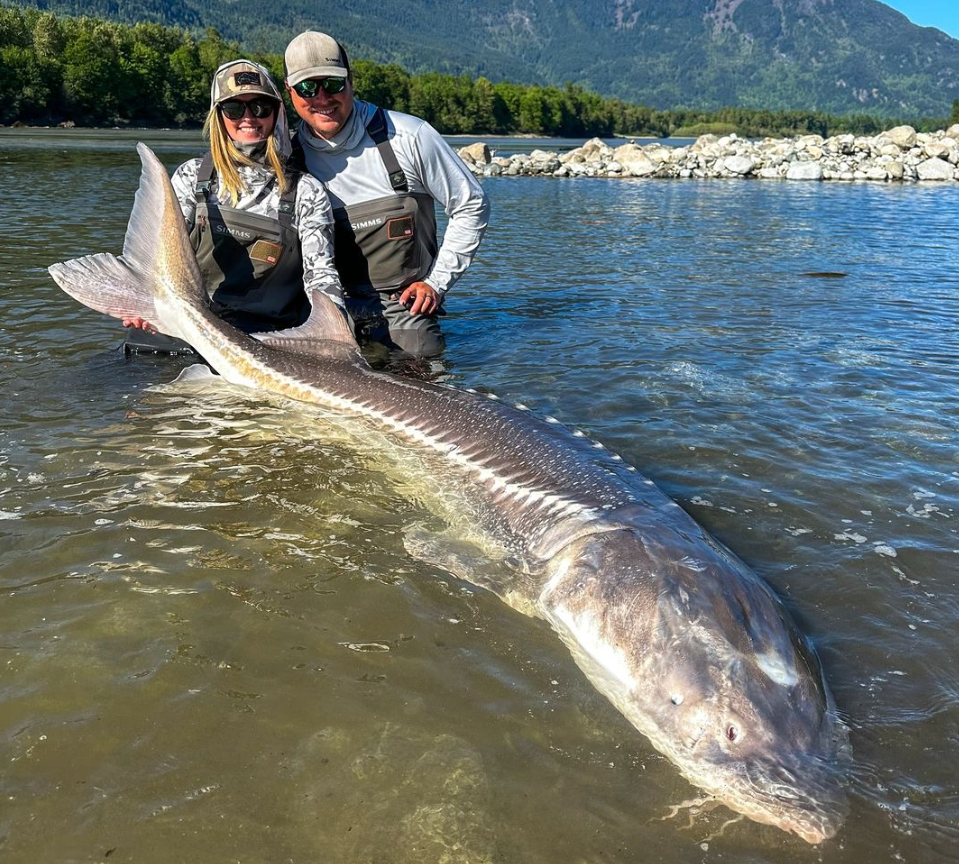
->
<box><xmin>724</xmin><ymin>155</ymin><xmax>755</xmax><ymax>175</ymax></box>
<box><xmin>458</xmin><ymin>142</ymin><xmax>491</xmax><ymax>164</ymax></box>
<box><xmin>884</xmin><ymin>161</ymin><xmax>905</xmax><ymax>180</ymax></box>
<box><xmin>923</xmin><ymin>139</ymin><xmax>954</xmax><ymax>159</ymax></box>
<box><xmin>885</xmin><ymin>125</ymin><xmax>918</xmax><ymax>149</ymax></box>
<box><xmin>916</xmin><ymin>158</ymin><xmax>955</xmax><ymax>181</ymax></box>
<box><xmin>613</xmin><ymin>143</ymin><xmax>657</xmax><ymax>177</ymax></box>
<box><xmin>785</xmin><ymin>162</ymin><xmax>824</xmax><ymax>181</ymax></box>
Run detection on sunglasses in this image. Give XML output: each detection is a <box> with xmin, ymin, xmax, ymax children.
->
<box><xmin>219</xmin><ymin>98</ymin><xmax>276</xmax><ymax>121</ymax></box>
<box><xmin>292</xmin><ymin>77</ymin><xmax>348</xmax><ymax>98</ymax></box>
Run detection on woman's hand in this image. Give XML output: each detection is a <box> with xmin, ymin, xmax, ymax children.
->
<box><xmin>122</xmin><ymin>317</ymin><xmax>157</xmax><ymax>333</ymax></box>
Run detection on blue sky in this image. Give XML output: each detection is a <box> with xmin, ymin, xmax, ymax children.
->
<box><xmin>881</xmin><ymin>1</ymin><xmax>959</xmax><ymax>38</ymax></box>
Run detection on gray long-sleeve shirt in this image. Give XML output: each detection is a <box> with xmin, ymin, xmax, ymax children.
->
<box><xmin>296</xmin><ymin>100</ymin><xmax>489</xmax><ymax>296</ymax></box>
<box><xmin>171</xmin><ymin>159</ymin><xmax>345</xmax><ymax>307</ymax></box>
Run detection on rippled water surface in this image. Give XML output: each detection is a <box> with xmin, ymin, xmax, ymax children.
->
<box><xmin>1</xmin><ymin>129</ymin><xmax>958</xmax><ymax>863</ymax></box>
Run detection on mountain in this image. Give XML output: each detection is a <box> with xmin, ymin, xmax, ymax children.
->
<box><xmin>15</xmin><ymin>0</ymin><xmax>959</xmax><ymax>115</ymax></box>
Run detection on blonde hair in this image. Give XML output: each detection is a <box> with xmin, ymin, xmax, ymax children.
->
<box><xmin>203</xmin><ymin>104</ymin><xmax>289</xmax><ymax>205</ymax></box>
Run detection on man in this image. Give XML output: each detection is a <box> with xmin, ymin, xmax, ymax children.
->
<box><xmin>284</xmin><ymin>31</ymin><xmax>490</xmax><ymax>358</ymax></box>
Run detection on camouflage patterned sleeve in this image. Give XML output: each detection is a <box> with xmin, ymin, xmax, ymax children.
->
<box><xmin>171</xmin><ymin>159</ymin><xmax>201</xmax><ymax>231</ymax></box>
<box><xmin>294</xmin><ymin>174</ymin><xmax>345</xmax><ymax>308</ymax></box>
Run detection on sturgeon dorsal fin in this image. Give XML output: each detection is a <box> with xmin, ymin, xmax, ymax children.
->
<box><xmin>252</xmin><ymin>292</ymin><xmax>363</xmax><ymax>359</ymax></box>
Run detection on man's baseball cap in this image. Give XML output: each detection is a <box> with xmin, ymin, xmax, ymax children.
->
<box><xmin>211</xmin><ymin>60</ymin><xmax>280</xmax><ymax>104</ymax></box>
<box><xmin>285</xmin><ymin>32</ymin><xmax>351</xmax><ymax>87</ymax></box>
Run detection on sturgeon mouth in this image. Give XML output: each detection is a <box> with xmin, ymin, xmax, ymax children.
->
<box><xmin>679</xmin><ymin>750</ymin><xmax>850</xmax><ymax>844</ymax></box>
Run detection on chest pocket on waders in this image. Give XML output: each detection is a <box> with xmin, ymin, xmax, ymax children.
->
<box><xmin>330</xmin><ymin>107</ymin><xmax>437</xmax><ymax>294</ymax></box>
<box><xmin>332</xmin><ymin>193</ymin><xmax>430</xmax><ymax>292</ymax></box>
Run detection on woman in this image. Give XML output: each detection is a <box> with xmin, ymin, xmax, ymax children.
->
<box><xmin>124</xmin><ymin>59</ymin><xmax>343</xmax><ymax>351</ymax></box>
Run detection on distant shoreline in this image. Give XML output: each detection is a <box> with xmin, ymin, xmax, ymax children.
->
<box><xmin>0</xmin><ymin>123</ymin><xmax>672</xmax><ymax>142</ymax></box>
<box><xmin>457</xmin><ymin>125</ymin><xmax>959</xmax><ymax>183</ymax></box>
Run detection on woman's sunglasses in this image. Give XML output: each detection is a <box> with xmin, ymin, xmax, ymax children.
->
<box><xmin>292</xmin><ymin>77</ymin><xmax>348</xmax><ymax>98</ymax></box>
<box><xmin>219</xmin><ymin>98</ymin><xmax>276</xmax><ymax>121</ymax></box>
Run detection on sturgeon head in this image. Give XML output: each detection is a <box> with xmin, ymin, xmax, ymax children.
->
<box><xmin>541</xmin><ymin>526</ymin><xmax>850</xmax><ymax>844</ymax></box>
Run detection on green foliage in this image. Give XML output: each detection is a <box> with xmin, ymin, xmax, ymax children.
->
<box><xmin>353</xmin><ymin>60</ymin><xmax>411</xmax><ymax>114</ymax></box>
<box><xmin>951</xmin><ymin>99</ymin><xmax>959</xmax><ymax>125</ymax></box>
<box><xmin>0</xmin><ymin>5</ymin><xmax>952</xmax><ymax>137</ymax></box>
<box><xmin>6</xmin><ymin>0</ymin><xmax>959</xmax><ymax>117</ymax></box>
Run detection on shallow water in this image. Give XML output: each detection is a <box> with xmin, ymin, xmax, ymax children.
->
<box><xmin>1</xmin><ymin>130</ymin><xmax>958</xmax><ymax>863</ymax></box>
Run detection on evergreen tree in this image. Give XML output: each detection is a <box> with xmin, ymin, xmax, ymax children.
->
<box><xmin>468</xmin><ymin>77</ymin><xmax>497</xmax><ymax>134</ymax></box>
<box><xmin>518</xmin><ymin>87</ymin><xmax>548</xmax><ymax>134</ymax></box>
<box><xmin>0</xmin><ymin>6</ymin><xmax>951</xmax><ymax>137</ymax></box>
<box><xmin>61</xmin><ymin>27</ymin><xmax>119</xmax><ymax>121</ymax></box>
<box><xmin>33</xmin><ymin>11</ymin><xmax>64</xmax><ymax>58</ymax></box>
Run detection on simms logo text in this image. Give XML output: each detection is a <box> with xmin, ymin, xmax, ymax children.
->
<box><xmin>352</xmin><ymin>217</ymin><xmax>384</xmax><ymax>231</ymax></box>
<box><xmin>214</xmin><ymin>224</ymin><xmax>254</xmax><ymax>240</ymax></box>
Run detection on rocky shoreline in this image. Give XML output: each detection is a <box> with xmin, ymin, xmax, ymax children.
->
<box><xmin>458</xmin><ymin>124</ymin><xmax>959</xmax><ymax>182</ymax></box>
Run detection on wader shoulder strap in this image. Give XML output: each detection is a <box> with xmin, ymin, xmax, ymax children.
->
<box><xmin>195</xmin><ymin>148</ymin><xmax>297</xmax><ymax>229</ymax></box>
<box><xmin>195</xmin><ymin>151</ymin><xmax>215</xmax><ymax>202</ymax></box>
<box><xmin>278</xmin><ymin>137</ymin><xmax>309</xmax><ymax>230</ymax></box>
<box><xmin>276</xmin><ymin>174</ymin><xmax>298</xmax><ymax>229</ymax></box>
<box><xmin>367</xmin><ymin>108</ymin><xmax>409</xmax><ymax>193</ymax></box>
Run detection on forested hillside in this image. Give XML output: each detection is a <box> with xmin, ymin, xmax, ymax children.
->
<box><xmin>0</xmin><ymin>6</ymin><xmax>952</xmax><ymax>135</ymax></box>
<box><xmin>9</xmin><ymin>0</ymin><xmax>959</xmax><ymax>116</ymax></box>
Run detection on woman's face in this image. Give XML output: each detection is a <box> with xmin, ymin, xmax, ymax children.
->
<box><xmin>219</xmin><ymin>94</ymin><xmax>277</xmax><ymax>144</ymax></box>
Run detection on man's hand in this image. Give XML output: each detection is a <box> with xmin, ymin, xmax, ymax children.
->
<box><xmin>396</xmin><ymin>281</ymin><xmax>441</xmax><ymax>316</ymax></box>
<box><xmin>122</xmin><ymin>317</ymin><xmax>157</xmax><ymax>333</ymax></box>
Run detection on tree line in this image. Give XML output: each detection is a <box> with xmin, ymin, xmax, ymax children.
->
<box><xmin>1</xmin><ymin>5</ymin><xmax>953</xmax><ymax>137</ymax></box>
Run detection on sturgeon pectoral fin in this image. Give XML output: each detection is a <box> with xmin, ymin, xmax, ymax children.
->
<box><xmin>405</xmin><ymin>526</ymin><xmax>544</xmax><ymax>618</ymax></box>
<box><xmin>48</xmin><ymin>253</ymin><xmax>157</xmax><ymax>322</ymax></box>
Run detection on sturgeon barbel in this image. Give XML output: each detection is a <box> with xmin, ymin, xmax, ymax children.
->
<box><xmin>50</xmin><ymin>144</ymin><xmax>850</xmax><ymax>844</ymax></box>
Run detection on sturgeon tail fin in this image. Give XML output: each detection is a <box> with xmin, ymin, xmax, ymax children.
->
<box><xmin>123</xmin><ymin>143</ymin><xmax>201</xmax><ymax>285</ymax></box>
<box><xmin>48</xmin><ymin>142</ymin><xmax>204</xmax><ymax>338</ymax></box>
<box><xmin>49</xmin><ymin>252</ymin><xmax>157</xmax><ymax>322</ymax></box>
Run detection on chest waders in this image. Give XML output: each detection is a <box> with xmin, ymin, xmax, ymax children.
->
<box><xmin>295</xmin><ymin>108</ymin><xmax>445</xmax><ymax>358</ymax></box>
<box><xmin>124</xmin><ymin>155</ymin><xmax>310</xmax><ymax>354</ymax></box>
<box><xmin>191</xmin><ymin>153</ymin><xmax>310</xmax><ymax>334</ymax></box>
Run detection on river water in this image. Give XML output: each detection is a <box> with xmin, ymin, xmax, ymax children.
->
<box><xmin>1</xmin><ymin>129</ymin><xmax>958</xmax><ymax>863</ymax></box>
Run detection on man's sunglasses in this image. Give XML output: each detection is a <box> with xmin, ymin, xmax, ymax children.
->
<box><xmin>219</xmin><ymin>98</ymin><xmax>276</xmax><ymax>120</ymax></box>
<box><xmin>292</xmin><ymin>77</ymin><xmax>348</xmax><ymax>98</ymax></box>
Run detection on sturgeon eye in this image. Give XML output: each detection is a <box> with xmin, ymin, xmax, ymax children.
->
<box><xmin>671</xmin><ymin>694</ymin><xmax>684</xmax><ymax>706</ymax></box>
<box><xmin>726</xmin><ymin>725</ymin><xmax>739</xmax><ymax>742</ymax></box>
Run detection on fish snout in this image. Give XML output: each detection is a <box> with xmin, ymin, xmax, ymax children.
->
<box><xmin>738</xmin><ymin>755</ymin><xmax>850</xmax><ymax>844</ymax></box>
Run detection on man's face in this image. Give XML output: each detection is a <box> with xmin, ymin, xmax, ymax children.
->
<box><xmin>287</xmin><ymin>77</ymin><xmax>355</xmax><ymax>139</ymax></box>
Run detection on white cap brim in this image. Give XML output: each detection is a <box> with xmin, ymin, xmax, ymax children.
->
<box><xmin>287</xmin><ymin>65</ymin><xmax>350</xmax><ymax>87</ymax></box>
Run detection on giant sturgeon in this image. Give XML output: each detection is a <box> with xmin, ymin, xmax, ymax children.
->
<box><xmin>50</xmin><ymin>144</ymin><xmax>850</xmax><ymax>844</ymax></box>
